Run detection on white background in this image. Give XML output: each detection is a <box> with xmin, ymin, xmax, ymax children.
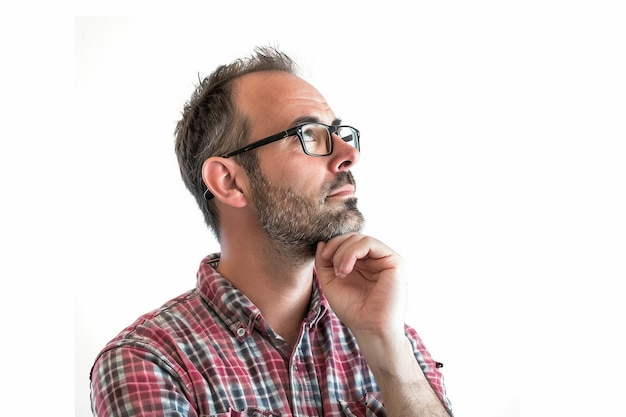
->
<box><xmin>1</xmin><ymin>3</ymin><xmax>624</xmax><ymax>416</ymax></box>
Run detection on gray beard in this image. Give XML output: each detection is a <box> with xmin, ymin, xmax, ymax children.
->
<box><xmin>250</xmin><ymin>170</ymin><xmax>365</xmax><ymax>260</ymax></box>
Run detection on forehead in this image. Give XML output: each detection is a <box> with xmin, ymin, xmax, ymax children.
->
<box><xmin>233</xmin><ymin>71</ymin><xmax>335</xmax><ymax>136</ymax></box>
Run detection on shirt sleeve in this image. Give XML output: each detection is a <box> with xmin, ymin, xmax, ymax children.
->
<box><xmin>405</xmin><ymin>325</ymin><xmax>454</xmax><ymax>416</ymax></box>
<box><xmin>90</xmin><ymin>344</ymin><xmax>198</xmax><ymax>417</ymax></box>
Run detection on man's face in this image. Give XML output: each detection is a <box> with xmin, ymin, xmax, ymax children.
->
<box><xmin>234</xmin><ymin>71</ymin><xmax>364</xmax><ymax>254</ymax></box>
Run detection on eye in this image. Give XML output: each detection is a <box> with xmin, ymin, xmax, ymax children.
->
<box><xmin>301</xmin><ymin>125</ymin><xmax>326</xmax><ymax>143</ymax></box>
<box><xmin>301</xmin><ymin>129</ymin><xmax>316</xmax><ymax>143</ymax></box>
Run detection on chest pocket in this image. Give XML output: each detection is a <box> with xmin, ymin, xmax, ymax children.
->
<box><xmin>339</xmin><ymin>392</ymin><xmax>385</xmax><ymax>417</ymax></box>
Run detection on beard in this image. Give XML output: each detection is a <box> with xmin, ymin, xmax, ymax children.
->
<box><xmin>248</xmin><ymin>169</ymin><xmax>365</xmax><ymax>259</ymax></box>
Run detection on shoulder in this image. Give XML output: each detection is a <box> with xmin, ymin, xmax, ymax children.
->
<box><xmin>93</xmin><ymin>288</ymin><xmax>208</xmax><ymax>362</ymax></box>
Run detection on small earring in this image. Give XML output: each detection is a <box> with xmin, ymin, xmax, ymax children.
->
<box><xmin>203</xmin><ymin>188</ymin><xmax>215</xmax><ymax>200</ymax></box>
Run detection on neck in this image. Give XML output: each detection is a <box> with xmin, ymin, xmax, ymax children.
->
<box><xmin>217</xmin><ymin>234</ymin><xmax>316</xmax><ymax>348</ymax></box>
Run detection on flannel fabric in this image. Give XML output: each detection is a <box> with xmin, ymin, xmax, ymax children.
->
<box><xmin>90</xmin><ymin>254</ymin><xmax>452</xmax><ymax>416</ymax></box>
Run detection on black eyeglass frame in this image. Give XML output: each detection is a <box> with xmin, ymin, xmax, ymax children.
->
<box><xmin>220</xmin><ymin>123</ymin><xmax>360</xmax><ymax>158</ymax></box>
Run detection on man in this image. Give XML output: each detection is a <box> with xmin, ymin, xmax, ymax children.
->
<box><xmin>90</xmin><ymin>46</ymin><xmax>453</xmax><ymax>416</ymax></box>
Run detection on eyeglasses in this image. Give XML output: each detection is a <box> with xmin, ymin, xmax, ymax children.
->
<box><xmin>220</xmin><ymin>122</ymin><xmax>360</xmax><ymax>158</ymax></box>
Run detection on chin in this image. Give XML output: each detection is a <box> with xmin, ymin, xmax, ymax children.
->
<box><xmin>324</xmin><ymin>214</ymin><xmax>365</xmax><ymax>240</ymax></box>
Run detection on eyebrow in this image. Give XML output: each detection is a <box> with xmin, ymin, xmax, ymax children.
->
<box><xmin>290</xmin><ymin>116</ymin><xmax>343</xmax><ymax>127</ymax></box>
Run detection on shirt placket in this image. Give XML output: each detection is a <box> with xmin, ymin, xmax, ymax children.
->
<box><xmin>288</xmin><ymin>322</ymin><xmax>323</xmax><ymax>417</ymax></box>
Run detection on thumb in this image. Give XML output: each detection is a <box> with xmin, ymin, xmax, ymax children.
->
<box><xmin>315</xmin><ymin>241</ymin><xmax>335</xmax><ymax>285</ymax></box>
<box><xmin>315</xmin><ymin>241</ymin><xmax>330</xmax><ymax>265</ymax></box>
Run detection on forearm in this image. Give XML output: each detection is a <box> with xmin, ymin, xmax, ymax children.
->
<box><xmin>357</xmin><ymin>333</ymin><xmax>451</xmax><ymax>417</ymax></box>
<box><xmin>314</xmin><ymin>235</ymin><xmax>451</xmax><ymax>415</ymax></box>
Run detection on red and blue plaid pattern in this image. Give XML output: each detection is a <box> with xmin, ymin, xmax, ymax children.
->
<box><xmin>90</xmin><ymin>254</ymin><xmax>452</xmax><ymax>416</ymax></box>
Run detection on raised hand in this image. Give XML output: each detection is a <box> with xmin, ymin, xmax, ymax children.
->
<box><xmin>315</xmin><ymin>233</ymin><xmax>407</xmax><ymax>340</ymax></box>
<box><xmin>316</xmin><ymin>234</ymin><xmax>451</xmax><ymax>417</ymax></box>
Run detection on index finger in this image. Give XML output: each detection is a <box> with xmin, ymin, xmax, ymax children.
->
<box><xmin>320</xmin><ymin>234</ymin><xmax>396</xmax><ymax>277</ymax></box>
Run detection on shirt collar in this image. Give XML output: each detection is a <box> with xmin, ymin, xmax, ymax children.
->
<box><xmin>196</xmin><ymin>253</ymin><xmax>329</xmax><ymax>340</ymax></box>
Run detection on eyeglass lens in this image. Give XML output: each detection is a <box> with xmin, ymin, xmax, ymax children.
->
<box><xmin>301</xmin><ymin>124</ymin><xmax>358</xmax><ymax>155</ymax></box>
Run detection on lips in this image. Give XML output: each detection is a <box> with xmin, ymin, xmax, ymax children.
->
<box><xmin>327</xmin><ymin>183</ymin><xmax>356</xmax><ymax>198</ymax></box>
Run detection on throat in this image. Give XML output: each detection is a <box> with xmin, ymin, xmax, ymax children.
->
<box><xmin>263</xmin><ymin>279</ymin><xmax>313</xmax><ymax>349</ymax></box>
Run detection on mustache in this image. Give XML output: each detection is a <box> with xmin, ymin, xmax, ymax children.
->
<box><xmin>324</xmin><ymin>171</ymin><xmax>356</xmax><ymax>196</ymax></box>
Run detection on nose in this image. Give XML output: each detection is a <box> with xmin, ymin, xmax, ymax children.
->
<box><xmin>329</xmin><ymin>133</ymin><xmax>360</xmax><ymax>172</ymax></box>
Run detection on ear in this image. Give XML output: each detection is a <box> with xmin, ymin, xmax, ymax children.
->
<box><xmin>201</xmin><ymin>157</ymin><xmax>248</xmax><ymax>208</ymax></box>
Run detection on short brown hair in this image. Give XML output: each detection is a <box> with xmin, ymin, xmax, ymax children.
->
<box><xmin>174</xmin><ymin>46</ymin><xmax>298</xmax><ymax>240</ymax></box>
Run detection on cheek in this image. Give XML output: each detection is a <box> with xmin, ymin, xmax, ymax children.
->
<box><xmin>286</xmin><ymin>173</ymin><xmax>323</xmax><ymax>199</ymax></box>
<box><xmin>263</xmin><ymin>156</ymin><xmax>324</xmax><ymax>193</ymax></box>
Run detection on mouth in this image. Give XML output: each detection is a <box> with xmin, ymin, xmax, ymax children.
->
<box><xmin>327</xmin><ymin>184</ymin><xmax>356</xmax><ymax>198</ymax></box>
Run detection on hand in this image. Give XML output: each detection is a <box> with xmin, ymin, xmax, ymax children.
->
<box><xmin>316</xmin><ymin>235</ymin><xmax>451</xmax><ymax>417</ymax></box>
<box><xmin>315</xmin><ymin>233</ymin><xmax>407</xmax><ymax>340</ymax></box>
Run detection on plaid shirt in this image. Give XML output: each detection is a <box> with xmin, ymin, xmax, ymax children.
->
<box><xmin>90</xmin><ymin>254</ymin><xmax>453</xmax><ymax>416</ymax></box>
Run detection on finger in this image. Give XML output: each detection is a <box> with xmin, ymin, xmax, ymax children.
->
<box><xmin>315</xmin><ymin>241</ymin><xmax>331</xmax><ymax>268</ymax></box>
<box><xmin>337</xmin><ymin>236</ymin><xmax>402</xmax><ymax>278</ymax></box>
<box><xmin>324</xmin><ymin>234</ymin><xmax>382</xmax><ymax>277</ymax></box>
<box><xmin>317</xmin><ymin>234</ymin><xmax>358</xmax><ymax>277</ymax></box>
<box><xmin>318</xmin><ymin>233</ymin><xmax>355</xmax><ymax>261</ymax></box>
<box><xmin>331</xmin><ymin>235</ymin><xmax>368</xmax><ymax>276</ymax></box>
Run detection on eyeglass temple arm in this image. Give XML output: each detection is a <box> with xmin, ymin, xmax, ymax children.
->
<box><xmin>221</xmin><ymin>129</ymin><xmax>293</xmax><ymax>158</ymax></box>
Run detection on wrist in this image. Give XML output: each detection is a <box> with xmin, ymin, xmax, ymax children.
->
<box><xmin>355</xmin><ymin>330</ymin><xmax>427</xmax><ymax>382</ymax></box>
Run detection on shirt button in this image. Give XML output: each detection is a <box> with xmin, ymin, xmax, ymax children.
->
<box><xmin>236</xmin><ymin>327</ymin><xmax>246</xmax><ymax>337</ymax></box>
